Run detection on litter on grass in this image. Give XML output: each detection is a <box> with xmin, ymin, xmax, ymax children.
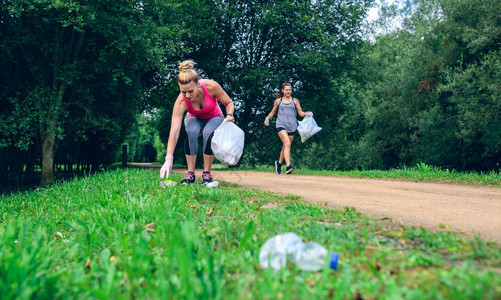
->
<box><xmin>160</xmin><ymin>179</ymin><xmax>177</xmax><ymax>188</ymax></box>
<box><xmin>205</xmin><ymin>181</ymin><xmax>219</xmax><ymax>188</ymax></box>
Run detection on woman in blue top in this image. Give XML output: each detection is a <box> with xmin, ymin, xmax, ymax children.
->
<box><xmin>264</xmin><ymin>83</ymin><xmax>311</xmax><ymax>174</ymax></box>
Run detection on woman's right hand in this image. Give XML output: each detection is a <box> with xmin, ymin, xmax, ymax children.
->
<box><xmin>160</xmin><ymin>155</ymin><xmax>174</xmax><ymax>178</ymax></box>
<box><xmin>264</xmin><ymin>117</ymin><xmax>269</xmax><ymax>126</ymax></box>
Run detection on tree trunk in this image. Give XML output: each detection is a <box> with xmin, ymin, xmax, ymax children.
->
<box><xmin>40</xmin><ymin>83</ymin><xmax>67</xmax><ymax>186</ymax></box>
<box><xmin>40</xmin><ymin>133</ymin><xmax>55</xmax><ymax>186</ymax></box>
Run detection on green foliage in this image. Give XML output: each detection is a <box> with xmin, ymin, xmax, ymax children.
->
<box><xmin>124</xmin><ymin>113</ymin><xmax>159</xmax><ymax>163</ymax></box>
<box><xmin>0</xmin><ymin>168</ymin><xmax>499</xmax><ymax>298</ymax></box>
<box><xmin>155</xmin><ymin>0</ymin><xmax>374</xmax><ymax>166</ymax></box>
<box><xmin>2</xmin><ymin>0</ymin><xmax>499</xmax><ymax>186</ymax></box>
<box><xmin>331</xmin><ymin>0</ymin><xmax>501</xmax><ymax>172</ymax></box>
<box><xmin>0</xmin><ymin>0</ymin><xmax>187</xmax><ymax>184</ymax></box>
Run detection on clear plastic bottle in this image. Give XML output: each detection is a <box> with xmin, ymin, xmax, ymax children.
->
<box><xmin>205</xmin><ymin>181</ymin><xmax>219</xmax><ymax>188</ymax></box>
<box><xmin>259</xmin><ymin>232</ymin><xmax>339</xmax><ymax>271</ymax></box>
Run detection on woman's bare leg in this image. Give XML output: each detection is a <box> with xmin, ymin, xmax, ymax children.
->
<box><xmin>277</xmin><ymin>131</ymin><xmax>292</xmax><ymax>166</ymax></box>
<box><xmin>185</xmin><ymin>155</ymin><xmax>196</xmax><ymax>173</ymax></box>
<box><xmin>203</xmin><ymin>154</ymin><xmax>215</xmax><ymax>172</ymax></box>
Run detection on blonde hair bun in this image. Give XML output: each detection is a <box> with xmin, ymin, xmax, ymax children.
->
<box><xmin>177</xmin><ymin>60</ymin><xmax>200</xmax><ymax>84</ymax></box>
<box><xmin>179</xmin><ymin>60</ymin><xmax>195</xmax><ymax>72</ymax></box>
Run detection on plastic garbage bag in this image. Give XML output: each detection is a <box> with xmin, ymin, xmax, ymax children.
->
<box><xmin>297</xmin><ymin>114</ymin><xmax>322</xmax><ymax>143</ymax></box>
<box><xmin>211</xmin><ymin>120</ymin><xmax>245</xmax><ymax>166</ymax></box>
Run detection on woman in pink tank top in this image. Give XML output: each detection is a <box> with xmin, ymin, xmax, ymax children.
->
<box><xmin>160</xmin><ymin>60</ymin><xmax>235</xmax><ymax>185</ymax></box>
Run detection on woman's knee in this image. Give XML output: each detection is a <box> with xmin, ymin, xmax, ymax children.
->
<box><xmin>186</xmin><ymin>127</ymin><xmax>201</xmax><ymax>138</ymax></box>
<box><xmin>202</xmin><ymin>128</ymin><xmax>214</xmax><ymax>139</ymax></box>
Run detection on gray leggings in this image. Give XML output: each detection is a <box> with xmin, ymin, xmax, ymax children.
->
<box><xmin>184</xmin><ymin>115</ymin><xmax>224</xmax><ymax>156</ymax></box>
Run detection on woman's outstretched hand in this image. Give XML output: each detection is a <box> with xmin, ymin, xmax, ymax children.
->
<box><xmin>160</xmin><ymin>155</ymin><xmax>174</xmax><ymax>178</ymax></box>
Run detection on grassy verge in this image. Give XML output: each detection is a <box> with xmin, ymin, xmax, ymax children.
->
<box><xmin>1</xmin><ymin>168</ymin><xmax>499</xmax><ymax>299</ymax></box>
<box><xmin>214</xmin><ymin>162</ymin><xmax>501</xmax><ymax>187</ymax></box>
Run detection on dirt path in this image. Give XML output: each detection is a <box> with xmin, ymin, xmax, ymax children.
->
<box><xmin>208</xmin><ymin>170</ymin><xmax>501</xmax><ymax>242</ymax></box>
<box><xmin>133</xmin><ymin>164</ymin><xmax>501</xmax><ymax>242</ymax></box>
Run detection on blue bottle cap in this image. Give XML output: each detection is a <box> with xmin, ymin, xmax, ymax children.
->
<box><xmin>330</xmin><ymin>252</ymin><xmax>339</xmax><ymax>270</ymax></box>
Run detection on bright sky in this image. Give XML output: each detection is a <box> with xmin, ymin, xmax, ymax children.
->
<box><xmin>366</xmin><ymin>0</ymin><xmax>397</xmax><ymax>22</ymax></box>
<box><xmin>367</xmin><ymin>3</ymin><xmax>380</xmax><ymax>21</ymax></box>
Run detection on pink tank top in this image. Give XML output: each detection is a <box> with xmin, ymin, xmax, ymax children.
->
<box><xmin>183</xmin><ymin>80</ymin><xmax>223</xmax><ymax>119</ymax></box>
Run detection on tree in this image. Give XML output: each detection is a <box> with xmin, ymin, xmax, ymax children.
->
<box><xmin>124</xmin><ymin>113</ymin><xmax>159</xmax><ymax>163</ymax></box>
<box><xmin>339</xmin><ymin>0</ymin><xmax>500</xmax><ymax>171</ymax></box>
<box><xmin>156</xmin><ymin>0</ymin><xmax>374</xmax><ymax>166</ymax></box>
<box><xmin>435</xmin><ymin>0</ymin><xmax>501</xmax><ymax>170</ymax></box>
<box><xmin>0</xmin><ymin>0</ymin><xmax>185</xmax><ymax>185</ymax></box>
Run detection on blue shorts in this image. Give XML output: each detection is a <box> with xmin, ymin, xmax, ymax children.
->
<box><xmin>276</xmin><ymin>127</ymin><xmax>295</xmax><ymax>136</ymax></box>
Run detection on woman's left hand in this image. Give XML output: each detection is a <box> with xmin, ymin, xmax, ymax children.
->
<box><xmin>225</xmin><ymin>114</ymin><xmax>235</xmax><ymax>123</ymax></box>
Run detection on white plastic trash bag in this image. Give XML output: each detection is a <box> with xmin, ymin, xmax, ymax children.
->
<box><xmin>297</xmin><ymin>115</ymin><xmax>322</xmax><ymax>143</ymax></box>
<box><xmin>211</xmin><ymin>120</ymin><xmax>245</xmax><ymax>166</ymax></box>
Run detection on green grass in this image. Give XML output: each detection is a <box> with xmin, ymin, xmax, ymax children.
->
<box><xmin>1</xmin><ymin>168</ymin><xmax>500</xmax><ymax>299</ymax></box>
<box><xmin>215</xmin><ymin>162</ymin><xmax>501</xmax><ymax>187</ymax></box>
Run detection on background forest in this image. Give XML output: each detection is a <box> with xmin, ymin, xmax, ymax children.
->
<box><xmin>1</xmin><ymin>0</ymin><xmax>500</xmax><ymax>186</ymax></box>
